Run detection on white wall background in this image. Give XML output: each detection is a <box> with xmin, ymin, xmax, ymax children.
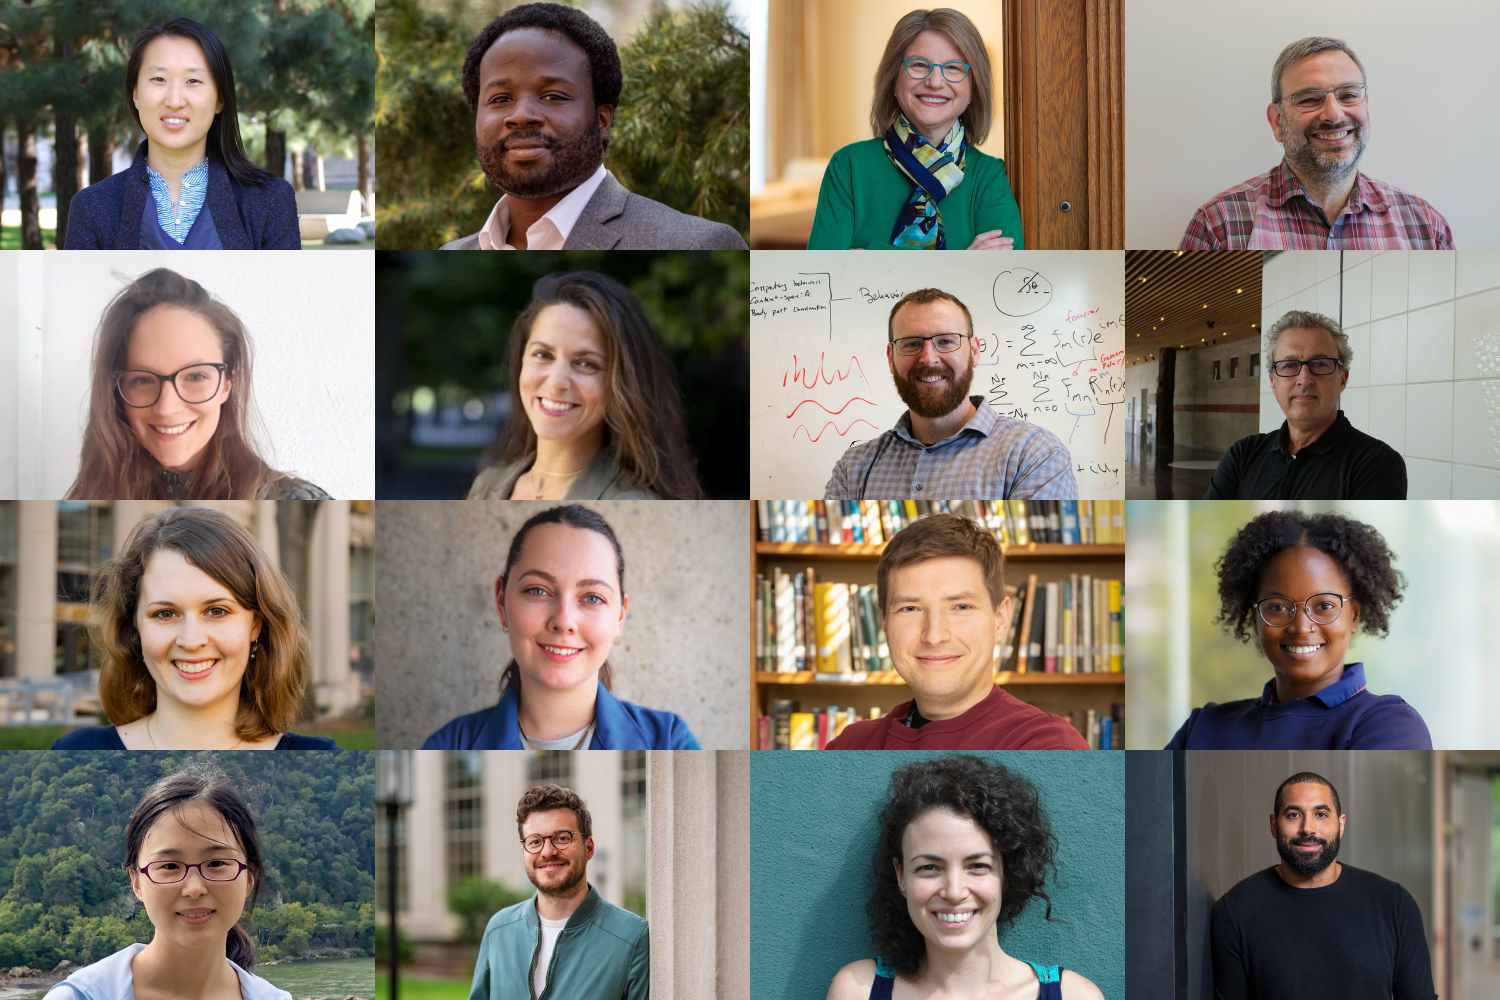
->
<box><xmin>0</xmin><ymin>251</ymin><xmax>374</xmax><ymax>499</ymax></box>
<box><xmin>1261</xmin><ymin>250</ymin><xmax>1500</xmax><ymax>499</ymax></box>
<box><xmin>1126</xmin><ymin>0</ymin><xmax>1500</xmax><ymax>249</ymax></box>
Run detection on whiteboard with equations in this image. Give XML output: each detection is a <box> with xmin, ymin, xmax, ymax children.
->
<box><xmin>749</xmin><ymin>251</ymin><xmax>1125</xmax><ymax>499</ymax></box>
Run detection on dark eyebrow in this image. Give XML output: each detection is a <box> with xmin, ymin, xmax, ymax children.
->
<box><xmin>890</xmin><ymin>590</ymin><xmax>982</xmax><ymax>605</ymax></box>
<box><xmin>517</xmin><ymin>569</ymin><xmax>616</xmax><ymax>594</ymax></box>
<box><xmin>146</xmin><ymin>596</ymin><xmax>236</xmax><ymax>609</ymax></box>
<box><xmin>528</xmin><ymin>339</ymin><xmax>605</xmax><ymax>360</ymax></box>
<box><xmin>149</xmin><ymin>843</ymin><xmax>235</xmax><ymax>857</ymax></box>
<box><xmin>910</xmin><ymin>852</ymin><xmax>995</xmax><ymax>863</ymax></box>
<box><xmin>146</xmin><ymin>65</ymin><xmax>206</xmax><ymax>72</ymax></box>
<box><xmin>1282</xmin><ymin>802</ymin><xmax>1332</xmax><ymax>813</ymax></box>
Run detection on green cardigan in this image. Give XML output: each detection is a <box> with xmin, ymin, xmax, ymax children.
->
<box><xmin>807</xmin><ymin>138</ymin><xmax>1024</xmax><ymax>249</ymax></box>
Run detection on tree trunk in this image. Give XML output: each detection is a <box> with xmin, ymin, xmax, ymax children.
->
<box><xmin>265</xmin><ymin>127</ymin><xmax>286</xmax><ymax>179</ymax></box>
<box><xmin>357</xmin><ymin>134</ymin><xmax>372</xmax><ymax>217</ymax></box>
<box><xmin>53</xmin><ymin>115</ymin><xmax>80</xmax><ymax>249</ymax></box>
<box><xmin>18</xmin><ymin>118</ymin><xmax>41</xmax><ymax>250</ymax></box>
<box><xmin>301</xmin><ymin>147</ymin><xmax>317</xmax><ymax>191</ymax></box>
<box><xmin>314</xmin><ymin>151</ymin><xmax>325</xmax><ymax>192</ymax></box>
<box><xmin>87</xmin><ymin>124</ymin><xmax>114</xmax><ymax>185</ymax></box>
<box><xmin>290</xmin><ymin>148</ymin><xmax>304</xmax><ymax>191</ymax></box>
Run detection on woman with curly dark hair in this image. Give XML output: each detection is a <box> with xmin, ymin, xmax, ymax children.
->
<box><xmin>826</xmin><ymin>755</ymin><xmax>1103</xmax><ymax>1000</ymax></box>
<box><xmin>1166</xmin><ymin>509</ymin><xmax>1430</xmax><ymax>749</ymax></box>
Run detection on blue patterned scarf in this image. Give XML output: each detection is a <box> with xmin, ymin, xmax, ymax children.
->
<box><xmin>882</xmin><ymin>115</ymin><xmax>967</xmax><ymax>249</ymax></box>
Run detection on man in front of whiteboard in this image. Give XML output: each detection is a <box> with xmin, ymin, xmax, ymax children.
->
<box><xmin>824</xmin><ymin>287</ymin><xmax>1079</xmax><ymax>500</ymax></box>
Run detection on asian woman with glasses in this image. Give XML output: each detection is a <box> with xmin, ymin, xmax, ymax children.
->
<box><xmin>806</xmin><ymin>8</ymin><xmax>1022</xmax><ymax>250</ymax></box>
<box><xmin>44</xmin><ymin>765</ymin><xmax>294</xmax><ymax>1000</ymax></box>
<box><xmin>65</xmin><ymin>268</ymin><xmax>328</xmax><ymax>500</ymax></box>
<box><xmin>1165</xmin><ymin>509</ymin><xmax>1430</xmax><ymax>749</ymax></box>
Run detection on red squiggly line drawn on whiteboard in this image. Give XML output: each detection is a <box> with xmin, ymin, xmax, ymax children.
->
<box><xmin>782</xmin><ymin>353</ymin><xmax>869</xmax><ymax>388</ymax></box>
<box><xmin>792</xmin><ymin>418</ymin><xmax>880</xmax><ymax>442</ymax></box>
<box><xmin>785</xmin><ymin>397</ymin><xmax>876</xmax><ymax>419</ymax></box>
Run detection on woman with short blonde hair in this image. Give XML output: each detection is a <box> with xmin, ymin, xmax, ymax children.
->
<box><xmin>808</xmin><ymin>8</ymin><xmax>1022</xmax><ymax>250</ymax></box>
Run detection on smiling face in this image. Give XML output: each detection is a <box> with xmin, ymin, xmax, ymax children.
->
<box><xmin>894</xmin><ymin>808</ymin><xmax>1002</xmax><ymax>955</ymax></box>
<box><xmin>1269</xmin><ymin>325</ymin><xmax>1347</xmax><ymax>430</ymax></box>
<box><xmin>894</xmin><ymin>29</ymin><xmax>972</xmax><ymax>143</ymax></box>
<box><xmin>1270</xmin><ymin>781</ymin><xmax>1345</xmax><ymax>877</ymax></box>
<box><xmin>518</xmin><ymin>303</ymin><xmax>610</xmax><ymax>449</ymax></box>
<box><xmin>521</xmin><ymin>806</ymin><xmax>593</xmax><ymax>897</ymax></box>
<box><xmin>1255</xmin><ymin>545</ymin><xmax>1360</xmax><ymax>699</ymax></box>
<box><xmin>121</xmin><ymin>305</ymin><xmax>231</xmax><ymax>473</ymax></box>
<box><xmin>883</xmin><ymin>555</ymin><xmax>1008</xmax><ymax>715</ymax></box>
<box><xmin>1269</xmin><ymin>50</ymin><xmax>1370</xmax><ymax>185</ymax></box>
<box><xmin>136</xmin><ymin>548</ymin><xmax>262</xmax><ymax>716</ymax></box>
<box><xmin>133</xmin><ymin>35</ymin><xmax>222</xmax><ymax>160</ymax></box>
<box><xmin>474</xmin><ymin>27</ymin><xmax>611</xmax><ymax>198</ymax></box>
<box><xmin>497</xmin><ymin>523</ymin><xmax>626</xmax><ymax>696</ymax></box>
<box><xmin>130</xmin><ymin>801</ymin><xmax>252</xmax><ymax>951</ymax></box>
<box><xmin>888</xmin><ymin>298</ymin><xmax>977</xmax><ymax>419</ymax></box>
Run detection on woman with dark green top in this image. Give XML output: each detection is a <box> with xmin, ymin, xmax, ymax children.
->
<box><xmin>808</xmin><ymin>8</ymin><xmax>1022</xmax><ymax>250</ymax></box>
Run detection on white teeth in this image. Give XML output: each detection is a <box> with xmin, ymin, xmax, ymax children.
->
<box><xmin>918</xmin><ymin>96</ymin><xmax>948</xmax><ymax>104</ymax></box>
<box><xmin>175</xmin><ymin>660</ymin><xmax>215</xmax><ymax>674</ymax></box>
<box><xmin>919</xmin><ymin>375</ymin><xmax>945</xmax><ymax>382</ymax></box>
<box><xmin>541</xmin><ymin>644</ymin><xmax>580</xmax><ymax>655</ymax></box>
<box><xmin>1284</xmin><ymin>644</ymin><xmax>1323</xmax><ymax>654</ymax></box>
<box><xmin>164</xmin><ymin>118</ymin><xmax>186</xmax><ymax>124</ymax></box>
<box><xmin>538</xmin><ymin>398</ymin><xmax>577</xmax><ymax>414</ymax></box>
<box><xmin>153</xmin><ymin>422</ymin><xmax>192</xmax><ymax>435</ymax></box>
<box><xmin>935</xmin><ymin>912</ymin><xmax>973</xmax><ymax>923</ymax></box>
<box><xmin>1314</xmin><ymin>130</ymin><xmax>1350</xmax><ymax>140</ymax></box>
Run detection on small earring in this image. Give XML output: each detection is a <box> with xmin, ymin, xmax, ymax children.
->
<box><xmin>502</xmin><ymin>625</ymin><xmax>510</xmax><ymax>633</ymax></box>
<box><xmin>613</xmin><ymin>635</ymin><xmax>621</xmax><ymax>645</ymax></box>
<box><xmin>249</xmin><ymin>642</ymin><xmax>256</xmax><ymax>662</ymax></box>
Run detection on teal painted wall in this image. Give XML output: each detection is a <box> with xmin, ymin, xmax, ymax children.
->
<box><xmin>750</xmin><ymin>751</ymin><xmax>1125</xmax><ymax>1000</ymax></box>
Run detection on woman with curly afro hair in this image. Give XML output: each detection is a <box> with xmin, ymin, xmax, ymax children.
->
<box><xmin>825</xmin><ymin>755</ymin><xmax>1104</xmax><ymax>1000</ymax></box>
<box><xmin>1166</xmin><ymin>509</ymin><xmax>1430</xmax><ymax>749</ymax></box>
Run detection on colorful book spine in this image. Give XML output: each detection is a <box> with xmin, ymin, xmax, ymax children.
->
<box><xmin>789</xmin><ymin>712</ymin><xmax>814</xmax><ymax>750</ymax></box>
<box><xmin>1042</xmin><ymin>581</ymin><xmax>1059</xmax><ymax>672</ymax></box>
<box><xmin>1109</xmin><ymin>579</ymin><xmax>1123</xmax><ymax>672</ymax></box>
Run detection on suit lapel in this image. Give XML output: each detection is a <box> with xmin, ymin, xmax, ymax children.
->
<box><xmin>204</xmin><ymin>161</ymin><xmax>250</xmax><ymax>249</ymax></box>
<box><xmin>120</xmin><ymin>142</ymin><xmax>152</xmax><ymax>250</ymax></box>
<box><xmin>562</xmin><ymin>170</ymin><xmax>628</xmax><ymax>249</ymax></box>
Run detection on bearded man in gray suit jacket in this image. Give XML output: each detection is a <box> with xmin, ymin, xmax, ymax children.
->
<box><xmin>442</xmin><ymin>2</ymin><xmax>747</xmax><ymax>251</ymax></box>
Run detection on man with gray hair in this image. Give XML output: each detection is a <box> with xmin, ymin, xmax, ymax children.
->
<box><xmin>1205</xmin><ymin>310</ymin><xmax>1405</xmax><ymax>498</ymax></box>
<box><xmin>1180</xmin><ymin>37</ymin><xmax>1452</xmax><ymax>249</ymax></box>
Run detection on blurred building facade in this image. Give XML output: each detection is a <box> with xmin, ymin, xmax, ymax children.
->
<box><xmin>0</xmin><ymin>499</ymin><xmax>372</xmax><ymax>716</ymax></box>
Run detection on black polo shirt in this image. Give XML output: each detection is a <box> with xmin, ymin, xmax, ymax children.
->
<box><xmin>1204</xmin><ymin>411</ymin><xmax>1407</xmax><ymax>499</ymax></box>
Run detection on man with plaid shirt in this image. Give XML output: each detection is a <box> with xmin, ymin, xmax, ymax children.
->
<box><xmin>1180</xmin><ymin>37</ymin><xmax>1452</xmax><ymax>250</ymax></box>
<box><xmin>823</xmin><ymin>288</ymin><xmax>1078</xmax><ymax>501</ymax></box>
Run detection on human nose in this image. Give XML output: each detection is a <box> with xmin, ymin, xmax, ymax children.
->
<box><xmin>175</xmin><ymin>611</ymin><xmax>208</xmax><ymax>649</ymax></box>
<box><xmin>920</xmin><ymin>609</ymin><xmax>949</xmax><ymax>645</ymax></box>
<box><xmin>503</xmin><ymin>96</ymin><xmax>545</xmax><ymax>130</ymax></box>
<box><xmin>549</xmin><ymin>598</ymin><xmax>578</xmax><ymax>634</ymax></box>
<box><xmin>152</xmin><ymin>378</ymin><xmax>190</xmax><ymax>412</ymax></box>
<box><xmin>178</xmin><ymin>865</ymin><xmax>210</xmax><ymax>893</ymax></box>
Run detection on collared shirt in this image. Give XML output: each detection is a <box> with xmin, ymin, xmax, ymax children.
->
<box><xmin>478</xmin><ymin>163</ymin><xmax>608</xmax><ymax>250</ymax></box>
<box><xmin>823</xmin><ymin>395</ymin><xmax>1078</xmax><ymax>500</ymax></box>
<box><xmin>1179</xmin><ymin>158</ymin><xmax>1454</xmax><ymax>250</ymax></box>
<box><xmin>145</xmin><ymin>159</ymin><xmax>209</xmax><ymax>244</ymax></box>
<box><xmin>1205</xmin><ymin>410</ymin><xmax>1406</xmax><ymax>500</ymax></box>
<box><xmin>1166</xmin><ymin>662</ymin><xmax>1433</xmax><ymax>749</ymax></box>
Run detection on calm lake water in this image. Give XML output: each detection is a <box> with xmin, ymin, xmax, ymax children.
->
<box><xmin>5</xmin><ymin>957</ymin><xmax>373</xmax><ymax>1000</ymax></box>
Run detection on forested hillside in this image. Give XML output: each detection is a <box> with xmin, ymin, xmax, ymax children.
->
<box><xmin>0</xmin><ymin>751</ymin><xmax>374</xmax><ymax>969</ymax></box>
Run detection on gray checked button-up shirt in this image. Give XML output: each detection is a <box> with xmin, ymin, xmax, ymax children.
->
<box><xmin>823</xmin><ymin>396</ymin><xmax>1079</xmax><ymax>500</ymax></box>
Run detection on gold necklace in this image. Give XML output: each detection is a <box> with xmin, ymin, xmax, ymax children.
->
<box><xmin>146</xmin><ymin>715</ymin><xmax>244</xmax><ymax>750</ymax></box>
<box><xmin>526</xmin><ymin>465</ymin><xmax>587</xmax><ymax>501</ymax></box>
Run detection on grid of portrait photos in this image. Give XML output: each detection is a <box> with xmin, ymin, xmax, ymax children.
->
<box><xmin>3</xmin><ymin>1</ymin><xmax>1500</xmax><ymax>998</ymax></box>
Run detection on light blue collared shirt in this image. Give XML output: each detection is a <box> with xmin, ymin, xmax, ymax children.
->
<box><xmin>146</xmin><ymin>159</ymin><xmax>209</xmax><ymax>244</ymax></box>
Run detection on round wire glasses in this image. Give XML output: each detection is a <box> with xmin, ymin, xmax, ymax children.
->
<box><xmin>520</xmin><ymin>830</ymin><xmax>577</xmax><ymax>853</ymax></box>
<box><xmin>115</xmin><ymin>363</ymin><xmax>229</xmax><ymax>408</ymax></box>
<box><xmin>1254</xmin><ymin>593</ymin><xmax>1348</xmax><ymax>628</ymax></box>
<box><xmin>137</xmin><ymin>858</ymin><xmax>248</xmax><ymax>884</ymax></box>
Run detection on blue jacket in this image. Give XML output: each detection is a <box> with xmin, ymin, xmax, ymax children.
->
<box><xmin>51</xmin><ymin>726</ymin><xmax>340</xmax><ymax>750</ymax></box>
<box><xmin>45</xmin><ymin>943</ymin><xmax>290</xmax><ymax>1000</ymax></box>
<box><xmin>65</xmin><ymin>141</ymin><xmax>301</xmax><ymax>250</ymax></box>
<box><xmin>423</xmin><ymin>680</ymin><xmax>700</xmax><ymax>749</ymax></box>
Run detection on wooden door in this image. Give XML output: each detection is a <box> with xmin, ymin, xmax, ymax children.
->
<box><xmin>1004</xmin><ymin>0</ymin><xmax>1123</xmax><ymax>249</ymax></box>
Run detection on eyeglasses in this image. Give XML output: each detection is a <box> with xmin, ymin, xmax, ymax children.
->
<box><xmin>1255</xmin><ymin>593</ymin><xmax>1348</xmax><ymax>628</ymax></box>
<box><xmin>902</xmin><ymin>58</ymin><xmax>971</xmax><ymax>83</ymax></box>
<box><xmin>1271</xmin><ymin>357</ymin><xmax>1340</xmax><ymax>377</ymax></box>
<box><xmin>1283</xmin><ymin>84</ymin><xmax>1367</xmax><ymax>113</ymax></box>
<box><xmin>520</xmin><ymin>830</ymin><xmax>577</xmax><ymax>853</ymax></box>
<box><xmin>136</xmin><ymin>858</ymin><xmax>248</xmax><ymax>884</ymax></box>
<box><xmin>115</xmin><ymin>363</ymin><xmax>229</xmax><ymax>407</ymax></box>
<box><xmin>890</xmin><ymin>333</ymin><xmax>972</xmax><ymax>356</ymax></box>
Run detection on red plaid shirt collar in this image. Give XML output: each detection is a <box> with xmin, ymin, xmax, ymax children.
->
<box><xmin>1262</xmin><ymin>158</ymin><xmax>1390</xmax><ymax>218</ymax></box>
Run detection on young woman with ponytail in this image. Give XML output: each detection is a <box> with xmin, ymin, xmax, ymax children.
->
<box><xmin>422</xmin><ymin>504</ymin><xmax>700</xmax><ymax>749</ymax></box>
<box><xmin>44</xmin><ymin>765</ymin><xmax>291</xmax><ymax>1000</ymax></box>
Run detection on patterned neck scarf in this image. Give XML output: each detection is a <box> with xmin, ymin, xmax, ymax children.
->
<box><xmin>882</xmin><ymin>115</ymin><xmax>967</xmax><ymax>249</ymax></box>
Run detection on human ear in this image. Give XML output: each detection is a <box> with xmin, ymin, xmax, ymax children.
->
<box><xmin>495</xmin><ymin>576</ymin><xmax>509</xmax><ymax>629</ymax></box>
<box><xmin>1266</xmin><ymin>103</ymin><xmax>1284</xmax><ymax>142</ymax></box>
<box><xmin>892</xmin><ymin>857</ymin><xmax>905</xmax><ymax>896</ymax></box>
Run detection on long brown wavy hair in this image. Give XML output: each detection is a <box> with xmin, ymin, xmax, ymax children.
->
<box><xmin>91</xmin><ymin>506</ymin><xmax>310</xmax><ymax>741</ymax></box>
<box><xmin>66</xmin><ymin>268</ymin><xmax>284</xmax><ymax>500</ymax></box>
<box><xmin>492</xmin><ymin>271</ymin><xmax>705</xmax><ymax>499</ymax></box>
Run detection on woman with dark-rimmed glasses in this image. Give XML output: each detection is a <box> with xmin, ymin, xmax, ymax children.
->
<box><xmin>1166</xmin><ymin>509</ymin><xmax>1431</xmax><ymax>749</ymax></box>
<box><xmin>65</xmin><ymin>267</ymin><xmax>328</xmax><ymax>500</ymax></box>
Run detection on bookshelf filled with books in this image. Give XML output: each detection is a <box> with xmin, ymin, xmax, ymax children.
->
<box><xmin>750</xmin><ymin>500</ymin><xmax>1126</xmax><ymax>749</ymax></box>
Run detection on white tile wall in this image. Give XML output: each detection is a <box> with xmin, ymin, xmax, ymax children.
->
<box><xmin>1261</xmin><ymin>250</ymin><xmax>1500</xmax><ymax>499</ymax></box>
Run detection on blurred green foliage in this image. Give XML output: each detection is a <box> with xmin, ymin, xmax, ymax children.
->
<box><xmin>374</xmin><ymin>0</ymin><xmax>748</xmax><ymax>249</ymax></box>
<box><xmin>445</xmin><ymin>877</ymin><xmax>530</xmax><ymax>944</ymax></box>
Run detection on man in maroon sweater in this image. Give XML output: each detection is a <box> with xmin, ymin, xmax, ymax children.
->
<box><xmin>827</xmin><ymin>514</ymin><xmax>1089</xmax><ymax>749</ymax></box>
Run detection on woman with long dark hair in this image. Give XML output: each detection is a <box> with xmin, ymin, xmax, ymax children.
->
<box><xmin>43</xmin><ymin>764</ymin><xmax>293</xmax><ymax>1000</ymax></box>
<box><xmin>66</xmin><ymin>268</ymin><xmax>328</xmax><ymax>500</ymax></box>
<box><xmin>466</xmin><ymin>271</ymin><xmax>705</xmax><ymax>500</ymax></box>
<box><xmin>423</xmin><ymin>504</ymin><xmax>700</xmax><ymax>749</ymax></box>
<box><xmin>65</xmin><ymin>17</ymin><xmax>300</xmax><ymax>249</ymax></box>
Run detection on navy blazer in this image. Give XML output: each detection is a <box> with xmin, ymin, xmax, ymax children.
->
<box><xmin>423</xmin><ymin>680</ymin><xmax>700</xmax><ymax>749</ymax></box>
<box><xmin>51</xmin><ymin>726</ymin><xmax>340</xmax><ymax>750</ymax></box>
<box><xmin>65</xmin><ymin>141</ymin><xmax>301</xmax><ymax>250</ymax></box>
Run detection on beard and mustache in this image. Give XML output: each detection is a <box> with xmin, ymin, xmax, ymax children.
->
<box><xmin>476</xmin><ymin>120</ymin><xmax>608</xmax><ymax>199</ymax></box>
<box><xmin>1279</xmin><ymin>106</ymin><xmax>1369</xmax><ymax>188</ymax></box>
<box><xmin>892</xmin><ymin>354</ymin><xmax>975</xmax><ymax>419</ymax></box>
<box><xmin>1276</xmin><ymin>830</ymin><xmax>1342</xmax><ymax>876</ymax></box>
<box><xmin>525</xmin><ymin>850</ymin><xmax>588</xmax><ymax>898</ymax></box>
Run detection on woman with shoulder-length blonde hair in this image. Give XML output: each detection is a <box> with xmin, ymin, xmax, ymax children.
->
<box><xmin>808</xmin><ymin>8</ymin><xmax>1022</xmax><ymax>250</ymax></box>
<box><xmin>50</xmin><ymin>505</ymin><xmax>339</xmax><ymax>750</ymax></box>
<box><xmin>466</xmin><ymin>270</ymin><xmax>705</xmax><ymax>500</ymax></box>
<box><xmin>66</xmin><ymin>268</ymin><xmax>329</xmax><ymax>500</ymax></box>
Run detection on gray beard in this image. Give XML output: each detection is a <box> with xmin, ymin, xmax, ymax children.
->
<box><xmin>1280</xmin><ymin>108</ymin><xmax>1368</xmax><ymax>189</ymax></box>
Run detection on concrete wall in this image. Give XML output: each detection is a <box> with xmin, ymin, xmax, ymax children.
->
<box><xmin>1261</xmin><ymin>250</ymin><xmax>1500</xmax><ymax>498</ymax></box>
<box><xmin>749</xmin><ymin>751</ymin><xmax>1124</xmax><ymax>1000</ymax></box>
<box><xmin>1173</xmin><ymin>340</ymin><xmax>1261</xmax><ymax>453</ymax></box>
<box><xmin>376</xmin><ymin>501</ymin><xmax>751</xmax><ymax>749</ymax></box>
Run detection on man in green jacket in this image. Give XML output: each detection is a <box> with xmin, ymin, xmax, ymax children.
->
<box><xmin>468</xmin><ymin>784</ymin><xmax>649</xmax><ymax>1000</ymax></box>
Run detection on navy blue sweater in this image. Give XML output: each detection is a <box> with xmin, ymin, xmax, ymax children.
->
<box><xmin>65</xmin><ymin>142</ymin><xmax>301</xmax><ymax>250</ymax></box>
<box><xmin>51</xmin><ymin>726</ymin><xmax>339</xmax><ymax>750</ymax></box>
<box><xmin>1166</xmin><ymin>662</ymin><xmax>1432</xmax><ymax>749</ymax></box>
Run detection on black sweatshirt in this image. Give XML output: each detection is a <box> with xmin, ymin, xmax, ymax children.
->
<box><xmin>1204</xmin><ymin>411</ymin><xmax>1407</xmax><ymax>499</ymax></box>
<box><xmin>1211</xmin><ymin>864</ymin><xmax>1436</xmax><ymax>1000</ymax></box>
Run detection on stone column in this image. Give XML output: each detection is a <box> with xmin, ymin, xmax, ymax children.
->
<box><xmin>307</xmin><ymin>500</ymin><xmax>354</xmax><ymax>713</ymax></box>
<box><xmin>111</xmin><ymin>501</ymin><xmax>164</xmax><ymax>556</ymax></box>
<box><xmin>254</xmin><ymin>501</ymin><xmax>280</xmax><ymax>570</ymax></box>
<box><xmin>16</xmin><ymin>501</ymin><xmax>57</xmax><ymax>677</ymax></box>
<box><xmin>1154</xmin><ymin>346</ymin><xmax>1178</xmax><ymax>468</ymax></box>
